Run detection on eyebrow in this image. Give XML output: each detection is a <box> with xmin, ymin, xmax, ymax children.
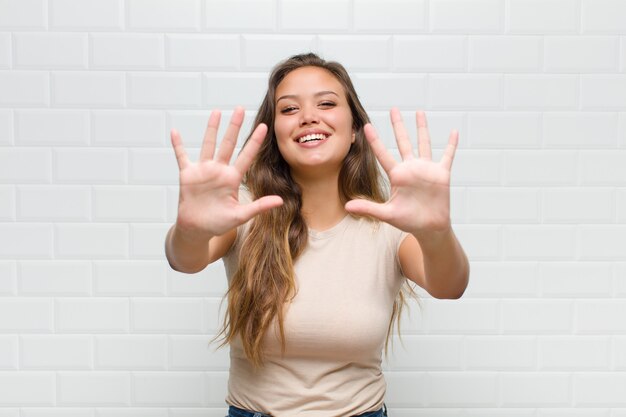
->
<box><xmin>276</xmin><ymin>90</ymin><xmax>339</xmax><ymax>103</ymax></box>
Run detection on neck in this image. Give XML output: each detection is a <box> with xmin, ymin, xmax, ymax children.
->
<box><xmin>293</xmin><ymin>170</ymin><xmax>346</xmax><ymax>231</ymax></box>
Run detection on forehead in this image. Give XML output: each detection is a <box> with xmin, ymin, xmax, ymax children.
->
<box><xmin>275</xmin><ymin>66</ymin><xmax>346</xmax><ymax>100</ymax></box>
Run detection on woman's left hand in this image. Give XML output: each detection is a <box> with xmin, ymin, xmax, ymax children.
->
<box><xmin>345</xmin><ymin>108</ymin><xmax>458</xmax><ymax>240</ymax></box>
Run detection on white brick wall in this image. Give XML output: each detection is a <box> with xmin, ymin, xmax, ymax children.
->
<box><xmin>1</xmin><ymin>0</ymin><xmax>625</xmax><ymax>414</ymax></box>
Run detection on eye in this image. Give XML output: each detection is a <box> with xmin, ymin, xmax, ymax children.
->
<box><xmin>280</xmin><ymin>105</ymin><xmax>298</xmax><ymax>114</ymax></box>
<box><xmin>319</xmin><ymin>101</ymin><xmax>336</xmax><ymax>108</ymax></box>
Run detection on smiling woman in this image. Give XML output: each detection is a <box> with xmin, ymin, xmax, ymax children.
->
<box><xmin>164</xmin><ymin>53</ymin><xmax>469</xmax><ymax>417</ymax></box>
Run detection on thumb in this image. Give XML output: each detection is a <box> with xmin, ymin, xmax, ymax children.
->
<box><xmin>345</xmin><ymin>199</ymin><xmax>389</xmax><ymax>221</ymax></box>
<box><xmin>236</xmin><ymin>195</ymin><xmax>284</xmax><ymax>223</ymax></box>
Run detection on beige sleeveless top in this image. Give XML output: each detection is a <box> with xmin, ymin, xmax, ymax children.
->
<box><xmin>222</xmin><ymin>201</ymin><xmax>408</xmax><ymax>417</ymax></box>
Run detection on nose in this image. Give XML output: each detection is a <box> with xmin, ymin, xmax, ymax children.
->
<box><xmin>299</xmin><ymin>104</ymin><xmax>319</xmax><ymax>126</ymax></box>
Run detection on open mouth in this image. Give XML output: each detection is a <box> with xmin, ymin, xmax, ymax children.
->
<box><xmin>295</xmin><ymin>133</ymin><xmax>330</xmax><ymax>144</ymax></box>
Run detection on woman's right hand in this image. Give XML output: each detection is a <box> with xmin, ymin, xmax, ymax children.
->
<box><xmin>170</xmin><ymin>107</ymin><xmax>283</xmax><ymax>241</ymax></box>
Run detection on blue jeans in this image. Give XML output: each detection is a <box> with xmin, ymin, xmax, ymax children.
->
<box><xmin>227</xmin><ymin>403</ymin><xmax>388</xmax><ymax>417</ymax></box>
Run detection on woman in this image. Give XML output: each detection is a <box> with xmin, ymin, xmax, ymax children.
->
<box><xmin>165</xmin><ymin>53</ymin><xmax>469</xmax><ymax>417</ymax></box>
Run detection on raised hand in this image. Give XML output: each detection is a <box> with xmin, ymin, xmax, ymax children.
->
<box><xmin>171</xmin><ymin>107</ymin><xmax>283</xmax><ymax>240</ymax></box>
<box><xmin>345</xmin><ymin>108</ymin><xmax>458</xmax><ymax>238</ymax></box>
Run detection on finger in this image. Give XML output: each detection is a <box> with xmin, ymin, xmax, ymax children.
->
<box><xmin>390</xmin><ymin>108</ymin><xmax>414</xmax><ymax>161</ymax></box>
<box><xmin>345</xmin><ymin>199</ymin><xmax>391</xmax><ymax>222</ymax></box>
<box><xmin>364</xmin><ymin>123</ymin><xmax>397</xmax><ymax>174</ymax></box>
<box><xmin>199</xmin><ymin>110</ymin><xmax>221</xmax><ymax>161</ymax></box>
<box><xmin>440</xmin><ymin>129</ymin><xmax>459</xmax><ymax>171</ymax></box>
<box><xmin>416</xmin><ymin>111</ymin><xmax>432</xmax><ymax>160</ymax></box>
<box><xmin>216</xmin><ymin>106</ymin><xmax>245</xmax><ymax>164</ymax></box>
<box><xmin>170</xmin><ymin>129</ymin><xmax>189</xmax><ymax>170</ymax></box>
<box><xmin>236</xmin><ymin>195</ymin><xmax>284</xmax><ymax>223</ymax></box>
<box><xmin>234</xmin><ymin>123</ymin><xmax>268</xmax><ymax>175</ymax></box>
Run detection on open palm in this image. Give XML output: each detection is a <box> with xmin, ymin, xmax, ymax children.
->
<box><xmin>171</xmin><ymin>107</ymin><xmax>283</xmax><ymax>239</ymax></box>
<box><xmin>345</xmin><ymin>108</ymin><xmax>458</xmax><ymax>237</ymax></box>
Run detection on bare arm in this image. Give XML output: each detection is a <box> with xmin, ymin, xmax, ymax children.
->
<box><xmin>346</xmin><ymin>108</ymin><xmax>469</xmax><ymax>298</ymax></box>
<box><xmin>398</xmin><ymin>229</ymin><xmax>468</xmax><ymax>299</ymax></box>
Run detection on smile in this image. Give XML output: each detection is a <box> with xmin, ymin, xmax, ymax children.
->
<box><xmin>297</xmin><ymin>133</ymin><xmax>329</xmax><ymax>143</ymax></box>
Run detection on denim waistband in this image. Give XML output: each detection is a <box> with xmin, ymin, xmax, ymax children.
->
<box><xmin>227</xmin><ymin>403</ymin><xmax>387</xmax><ymax>417</ymax></box>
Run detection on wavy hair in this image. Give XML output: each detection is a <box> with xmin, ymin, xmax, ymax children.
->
<box><xmin>219</xmin><ymin>53</ymin><xmax>413</xmax><ymax>367</ymax></box>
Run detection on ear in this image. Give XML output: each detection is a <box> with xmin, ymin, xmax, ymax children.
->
<box><xmin>351</xmin><ymin>130</ymin><xmax>356</xmax><ymax>143</ymax></box>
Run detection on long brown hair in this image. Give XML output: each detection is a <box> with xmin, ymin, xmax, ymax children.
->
<box><xmin>220</xmin><ymin>53</ymin><xmax>411</xmax><ymax>367</ymax></box>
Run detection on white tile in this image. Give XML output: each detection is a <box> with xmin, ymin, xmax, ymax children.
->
<box><xmin>468</xmin><ymin>112</ymin><xmax>541</xmax><ymax>148</ymax></box>
<box><xmin>91</xmin><ymin>34</ymin><xmax>164</xmax><ymax>69</ymax></box>
<box><xmin>0</xmin><ymin>185</ymin><xmax>14</xmax><ymax>220</ymax></box>
<box><xmin>354</xmin><ymin>0</ymin><xmax>426</xmax><ymax>32</ymax></box>
<box><xmin>574</xmin><ymin>373</ymin><xmax>626</xmax><ymax>406</ymax></box>
<box><xmin>503</xmin><ymin>225</ymin><xmax>576</xmax><ymax>261</ymax></box>
<box><xmin>353</xmin><ymin>74</ymin><xmax>427</xmax><ymax>109</ymax></box>
<box><xmin>129</xmin><ymin>73</ymin><xmax>202</xmax><ymax>108</ymax></box>
<box><xmin>92</xmin><ymin>110</ymin><xmax>166</xmax><ymax>147</ymax></box>
<box><xmin>21</xmin><ymin>335</ymin><xmax>92</xmax><ymax>369</ymax></box>
<box><xmin>132</xmin><ymin>372</ymin><xmax>203</xmax><ymax>406</ymax></box>
<box><xmin>503</xmin><ymin>150</ymin><xmax>578</xmax><ymax>185</ymax></box>
<box><xmin>15</xmin><ymin>110</ymin><xmax>89</xmax><ymax>145</ymax></box>
<box><xmin>468</xmin><ymin>188</ymin><xmax>539</xmax><ymax>223</ymax></box>
<box><xmin>166</xmin><ymin>35</ymin><xmax>239</xmax><ymax>70</ymax></box>
<box><xmin>430</xmin><ymin>0</ymin><xmax>502</xmax><ymax>33</ymax></box>
<box><xmin>0</xmin><ymin>71</ymin><xmax>49</xmax><ymax>106</ymax></box>
<box><xmin>94</xmin><ymin>260</ymin><xmax>167</xmax><ymax>296</ymax></box>
<box><xmin>18</xmin><ymin>185</ymin><xmax>90</xmax><ymax>221</ymax></box>
<box><xmin>203</xmin><ymin>73</ymin><xmax>267</xmax><ymax>108</ymax></box>
<box><xmin>57</xmin><ymin>298</ymin><xmax>129</xmax><ymax>332</ymax></box>
<box><xmin>131</xmin><ymin>299</ymin><xmax>203</xmax><ymax>333</ymax></box>
<box><xmin>55</xmin><ymin>224</ymin><xmax>128</xmax><ymax>258</ymax></box>
<box><xmin>508</xmin><ymin>0</ymin><xmax>579</xmax><ymax>33</ymax></box>
<box><xmin>0</xmin><ymin>0</ymin><xmax>46</xmax><ymax>28</ymax></box>
<box><xmin>505</xmin><ymin>75</ymin><xmax>579</xmax><ymax>110</ymax></box>
<box><xmin>0</xmin><ymin>34</ymin><xmax>11</xmax><ymax>69</ymax></box>
<box><xmin>469</xmin><ymin>36</ymin><xmax>541</xmax><ymax>72</ymax></box>
<box><xmin>501</xmin><ymin>373</ymin><xmax>571</xmax><ymax>406</ymax></box>
<box><xmin>580</xmin><ymin>150</ymin><xmax>626</xmax><ymax>185</ymax></box>
<box><xmin>280</xmin><ymin>0</ymin><xmax>350</xmax><ymax>31</ymax></box>
<box><xmin>543</xmin><ymin>112</ymin><xmax>618</xmax><ymax>148</ymax></box>
<box><xmin>14</xmin><ymin>33</ymin><xmax>87</xmax><ymax>69</ymax></box>
<box><xmin>50</xmin><ymin>0</ymin><xmax>122</xmax><ymax>29</ymax></box>
<box><xmin>58</xmin><ymin>372</ymin><xmax>130</xmax><ymax>405</ymax></box>
<box><xmin>242</xmin><ymin>35</ymin><xmax>316</xmax><ymax>70</ymax></box>
<box><xmin>581</xmin><ymin>75</ymin><xmax>626</xmax><ymax>110</ymax></box>
<box><xmin>127</xmin><ymin>0</ymin><xmax>201</xmax><ymax>31</ymax></box>
<box><xmin>0</xmin><ymin>224</ymin><xmax>53</xmax><ymax>258</ymax></box>
<box><xmin>0</xmin><ymin>148</ymin><xmax>51</xmax><ymax>183</ymax></box>
<box><xmin>582</xmin><ymin>0</ymin><xmax>626</xmax><ymax>33</ymax></box>
<box><xmin>0</xmin><ymin>372</ymin><xmax>55</xmax><ymax>405</ymax></box>
<box><xmin>429</xmin><ymin>75</ymin><xmax>502</xmax><ymax>110</ymax></box>
<box><xmin>52</xmin><ymin>72</ymin><xmax>124</xmax><ymax>107</ymax></box>
<box><xmin>0</xmin><ymin>110</ymin><xmax>12</xmax><ymax>145</ymax></box>
<box><xmin>579</xmin><ymin>226</ymin><xmax>626</xmax><ymax>260</ymax></box>
<box><xmin>544</xmin><ymin>36</ymin><xmax>619</xmax><ymax>72</ymax></box>
<box><xmin>542</xmin><ymin>188</ymin><xmax>614</xmax><ymax>224</ymax></box>
<box><xmin>501</xmin><ymin>300</ymin><xmax>574</xmax><ymax>334</ymax></box>
<box><xmin>0</xmin><ymin>299</ymin><xmax>53</xmax><ymax>332</ymax></box>
<box><xmin>393</xmin><ymin>36</ymin><xmax>465</xmax><ymax>71</ymax></box>
<box><xmin>95</xmin><ymin>336</ymin><xmax>167</xmax><ymax>369</ymax></box>
<box><xmin>539</xmin><ymin>336</ymin><xmax>610</xmax><ymax>370</ymax></box>
<box><xmin>93</xmin><ymin>186</ymin><xmax>166</xmax><ymax>222</ymax></box>
<box><xmin>318</xmin><ymin>35</ymin><xmax>390</xmax><ymax>70</ymax></box>
<box><xmin>205</xmin><ymin>0</ymin><xmax>276</xmax><ymax>31</ymax></box>
<box><xmin>53</xmin><ymin>149</ymin><xmax>127</xmax><ymax>184</ymax></box>
<box><xmin>18</xmin><ymin>260</ymin><xmax>92</xmax><ymax>295</ymax></box>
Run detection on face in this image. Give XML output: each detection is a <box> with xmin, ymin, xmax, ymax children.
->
<box><xmin>273</xmin><ymin>66</ymin><xmax>355</xmax><ymax>179</ymax></box>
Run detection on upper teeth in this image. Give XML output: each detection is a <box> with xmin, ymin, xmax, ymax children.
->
<box><xmin>298</xmin><ymin>133</ymin><xmax>327</xmax><ymax>143</ymax></box>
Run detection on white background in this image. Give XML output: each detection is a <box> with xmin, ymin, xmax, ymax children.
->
<box><xmin>1</xmin><ymin>0</ymin><xmax>626</xmax><ymax>415</ymax></box>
